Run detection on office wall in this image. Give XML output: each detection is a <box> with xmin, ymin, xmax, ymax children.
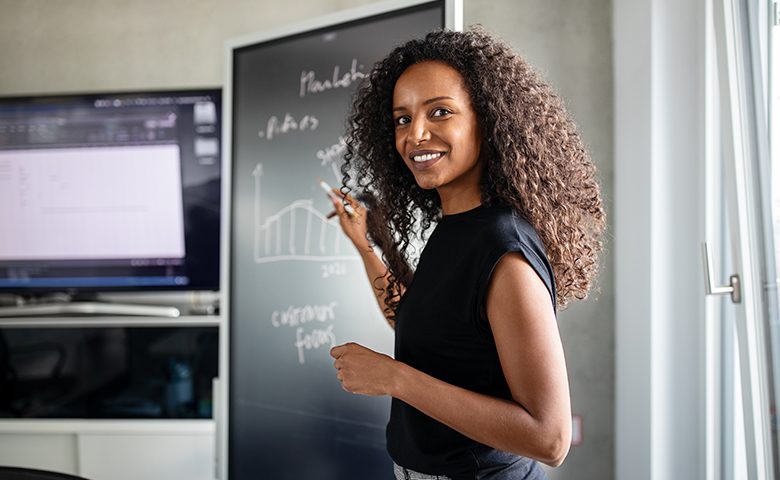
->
<box><xmin>0</xmin><ymin>1</ymin><xmax>614</xmax><ymax>479</ymax></box>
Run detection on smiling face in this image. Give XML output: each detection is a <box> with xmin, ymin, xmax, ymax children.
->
<box><xmin>392</xmin><ymin>61</ymin><xmax>483</xmax><ymax>211</ymax></box>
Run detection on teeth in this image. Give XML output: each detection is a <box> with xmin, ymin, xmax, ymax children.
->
<box><xmin>412</xmin><ymin>152</ymin><xmax>443</xmax><ymax>162</ymax></box>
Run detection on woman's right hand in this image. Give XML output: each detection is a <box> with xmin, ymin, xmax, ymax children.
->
<box><xmin>329</xmin><ymin>189</ymin><xmax>371</xmax><ymax>254</ymax></box>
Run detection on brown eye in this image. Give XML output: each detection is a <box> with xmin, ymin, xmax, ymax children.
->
<box><xmin>394</xmin><ymin>115</ymin><xmax>411</xmax><ymax>126</ymax></box>
<box><xmin>431</xmin><ymin>107</ymin><xmax>452</xmax><ymax>118</ymax></box>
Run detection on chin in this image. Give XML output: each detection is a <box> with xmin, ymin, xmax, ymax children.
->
<box><xmin>412</xmin><ymin>176</ymin><xmax>440</xmax><ymax>190</ymax></box>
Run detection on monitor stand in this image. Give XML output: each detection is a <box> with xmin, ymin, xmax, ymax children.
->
<box><xmin>0</xmin><ymin>293</ymin><xmax>181</xmax><ymax>318</ymax></box>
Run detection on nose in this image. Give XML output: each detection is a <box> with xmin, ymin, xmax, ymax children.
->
<box><xmin>409</xmin><ymin>116</ymin><xmax>431</xmax><ymax>145</ymax></box>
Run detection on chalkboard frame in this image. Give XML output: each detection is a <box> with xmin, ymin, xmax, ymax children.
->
<box><xmin>220</xmin><ymin>1</ymin><xmax>462</xmax><ymax>478</ymax></box>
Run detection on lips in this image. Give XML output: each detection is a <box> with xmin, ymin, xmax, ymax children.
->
<box><xmin>408</xmin><ymin>149</ymin><xmax>446</xmax><ymax>170</ymax></box>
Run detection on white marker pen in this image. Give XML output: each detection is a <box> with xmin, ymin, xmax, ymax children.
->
<box><xmin>319</xmin><ymin>180</ymin><xmax>356</xmax><ymax>217</ymax></box>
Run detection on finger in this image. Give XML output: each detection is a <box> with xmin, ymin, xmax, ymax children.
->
<box><xmin>331</xmin><ymin>188</ymin><xmax>353</xmax><ymax>202</ymax></box>
<box><xmin>332</xmin><ymin>189</ymin><xmax>360</xmax><ymax>210</ymax></box>
<box><xmin>330</xmin><ymin>344</ymin><xmax>346</xmax><ymax>358</ymax></box>
<box><xmin>333</xmin><ymin>199</ymin><xmax>355</xmax><ymax>219</ymax></box>
<box><xmin>330</xmin><ymin>196</ymin><xmax>347</xmax><ymax>216</ymax></box>
<box><xmin>343</xmin><ymin>203</ymin><xmax>357</xmax><ymax>218</ymax></box>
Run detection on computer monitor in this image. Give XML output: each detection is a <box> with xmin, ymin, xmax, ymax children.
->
<box><xmin>0</xmin><ymin>89</ymin><xmax>222</xmax><ymax>311</ymax></box>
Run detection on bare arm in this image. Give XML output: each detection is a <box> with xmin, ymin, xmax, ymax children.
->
<box><xmin>329</xmin><ymin>190</ymin><xmax>401</xmax><ymax>328</ymax></box>
<box><xmin>331</xmin><ymin>252</ymin><xmax>571</xmax><ymax>466</ymax></box>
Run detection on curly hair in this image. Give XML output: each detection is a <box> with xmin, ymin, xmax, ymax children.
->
<box><xmin>341</xmin><ymin>27</ymin><xmax>605</xmax><ymax>315</ymax></box>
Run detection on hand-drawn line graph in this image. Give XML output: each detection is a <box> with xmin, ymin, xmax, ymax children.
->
<box><xmin>253</xmin><ymin>163</ymin><xmax>360</xmax><ymax>263</ymax></box>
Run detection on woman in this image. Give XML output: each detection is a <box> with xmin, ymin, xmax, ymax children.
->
<box><xmin>328</xmin><ymin>28</ymin><xmax>604</xmax><ymax>480</ymax></box>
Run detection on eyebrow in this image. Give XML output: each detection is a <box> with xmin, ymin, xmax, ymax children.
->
<box><xmin>392</xmin><ymin>96</ymin><xmax>455</xmax><ymax>113</ymax></box>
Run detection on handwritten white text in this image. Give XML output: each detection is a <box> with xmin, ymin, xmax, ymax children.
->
<box><xmin>300</xmin><ymin>59</ymin><xmax>367</xmax><ymax>98</ymax></box>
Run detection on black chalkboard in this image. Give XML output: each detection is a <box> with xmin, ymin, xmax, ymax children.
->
<box><xmin>227</xmin><ymin>2</ymin><xmax>449</xmax><ymax>479</ymax></box>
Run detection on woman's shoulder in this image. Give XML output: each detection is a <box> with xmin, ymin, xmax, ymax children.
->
<box><xmin>474</xmin><ymin>203</ymin><xmax>557</xmax><ymax>309</ymax></box>
<box><xmin>479</xmin><ymin>204</ymin><xmax>542</xmax><ymax>248</ymax></box>
<box><xmin>436</xmin><ymin>203</ymin><xmax>544</xmax><ymax>252</ymax></box>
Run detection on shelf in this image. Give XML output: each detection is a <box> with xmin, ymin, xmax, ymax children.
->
<box><xmin>0</xmin><ymin>419</ymin><xmax>214</xmax><ymax>434</ymax></box>
<box><xmin>0</xmin><ymin>314</ymin><xmax>222</xmax><ymax>328</ymax></box>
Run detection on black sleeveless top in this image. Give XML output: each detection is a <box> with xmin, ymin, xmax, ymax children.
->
<box><xmin>386</xmin><ymin>203</ymin><xmax>556</xmax><ymax>479</ymax></box>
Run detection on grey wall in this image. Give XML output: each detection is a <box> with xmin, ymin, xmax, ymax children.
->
<box><xmin>0</xmin><ymin>1</ymin><xmax>614</xmax><ymax>479</ymax></box>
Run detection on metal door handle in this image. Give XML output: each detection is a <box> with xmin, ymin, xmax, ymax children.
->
<box><xmin>702</xmin><ymin>242</ymin><xmax>741</xmax><ymax>303</ymax></box>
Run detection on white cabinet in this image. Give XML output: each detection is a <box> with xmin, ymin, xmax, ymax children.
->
<box><xmin>0</xmin><ymin>313</ymin><xmax>222</xmax><ymax>480</ymax></box>
<box><xmin>0</xmin><ymin>431</ymin><xmax>78</xmax><ymax>473</ymax></box>
<box><xmin>0</xmin><ymin>418</ymin><xmax>215</xmax><ymax>480</ymax></box>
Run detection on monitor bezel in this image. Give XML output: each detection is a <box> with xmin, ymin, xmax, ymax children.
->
<box><xmin>0</xmin><ymin>87</ymin><xmax>223</xmax><ymax>295</ymax></box>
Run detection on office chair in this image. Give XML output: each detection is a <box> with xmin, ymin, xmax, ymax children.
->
<box><xmin>0</xmin><ymin>467</ymin><xmax>89</xmax><ymax>480</ymax></box>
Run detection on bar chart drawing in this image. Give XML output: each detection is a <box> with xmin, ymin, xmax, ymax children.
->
<box><xmin>253</xmin><ymin>163</ymin><xmax>359</xmax><ymax>263</ymax></box>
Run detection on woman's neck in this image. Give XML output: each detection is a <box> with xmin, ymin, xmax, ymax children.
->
<box><xmin>438</xmin><ymin>182</ymin><xmax>482</xmax><ymax>215</ymax></box>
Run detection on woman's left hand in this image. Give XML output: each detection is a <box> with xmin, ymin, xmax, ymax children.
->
<box><xmin>330</xmin><ymin>342</ymin><xmax>400</xmax><ymax>396</ymax></box>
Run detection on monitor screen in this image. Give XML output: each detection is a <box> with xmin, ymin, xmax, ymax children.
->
<box><xmin>0</xmin><ymin>89</ymin><xmax>221</xmax><ymax>293</ymax></box>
